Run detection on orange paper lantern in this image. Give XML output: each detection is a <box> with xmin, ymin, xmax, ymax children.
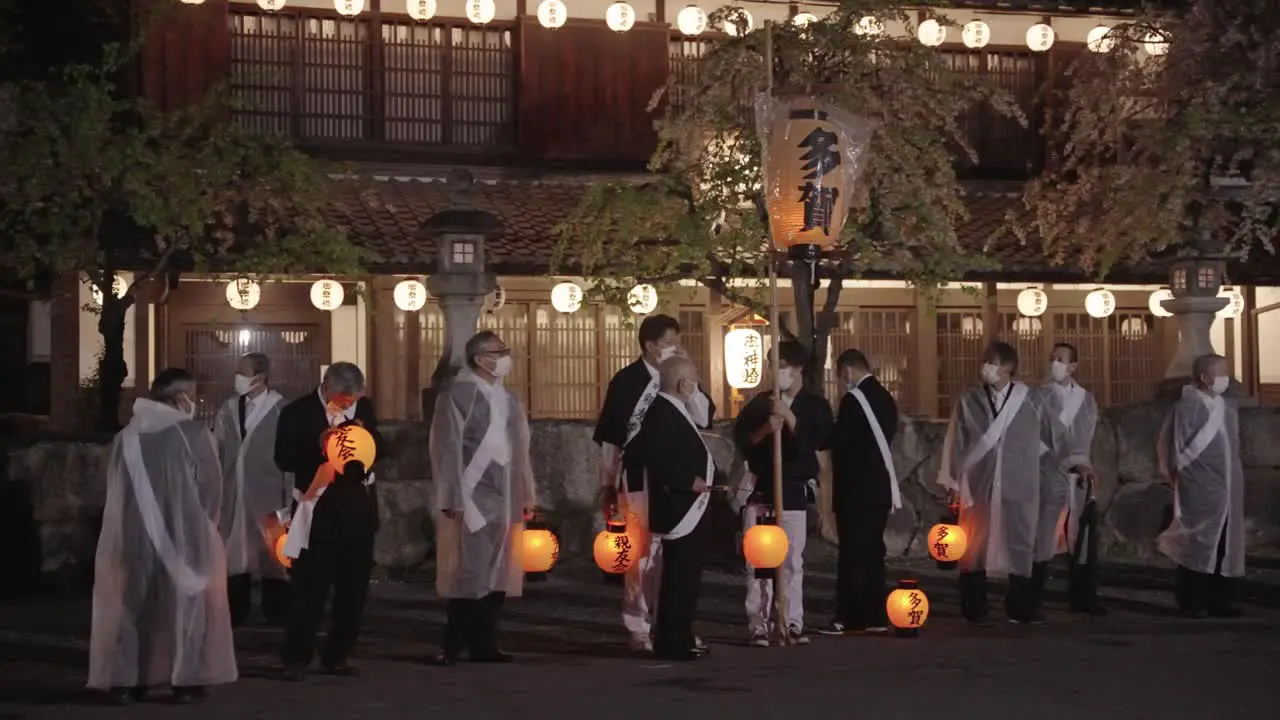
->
<box><xmin>886</xmin><ymin>579</ymin><xmax>929</xmax><ymax>635</ymax></box>
<box><xmin>761</xmin><ymin>99</ymin><xmax>857</xmax><ymax>251</ymax></box>
<box><xmin>927</xmin><ymin>522</ymin><xmax>968</xmax><ymax>565</ymax></box>
<box><xmin>274</xmin><ymin>533</ymin><xmax>292</xmax><ymax>569</ymax></box>
<box><xmin>325</xmin><ymin>424</ymin><xmax>377</xmax><ymax>475</ymax></box>
<box><xmin>522</xmin><ymin>527</ymin><xmax>559</xmax><ymax>573</ymax></box>
<box><xmin>743</xmin><ymin>522</ymin><xmax>789</xmax><ymax>569</ymax></box>
<box><xmin>594</xmin><ymin>520</ymin><xmax>639</xmax><ymax>574</ymax></box>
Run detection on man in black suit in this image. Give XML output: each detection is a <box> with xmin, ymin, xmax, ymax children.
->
<box><xmin>273</xmin><ymin>362</ymin><xmax>382</xmax><ymax>680</ymax></box>
<box><xmin>823</xmin><ymin>349</ymin><xmax>899</xmax><ymax>635</ymax></box>
<box><xmin>632</xmin><ymin>356</ymin><xmax>715</xmax><ymax>661</ymax></box>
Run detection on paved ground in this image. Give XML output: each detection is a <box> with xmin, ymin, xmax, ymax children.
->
<box><xmin>1</xmin><ymin>558</ymin><xmax>1278</xmax><ymax>719</ymax></box>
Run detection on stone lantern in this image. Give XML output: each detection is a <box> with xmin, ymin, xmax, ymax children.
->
<box><xmin>1156</xmin><ymin>242</ymin><xmax>1230</xmax><ymax>400</ymax></box>
<box><xmin>420</xmin><ymin>170</ymin><xmax>500</xmax><ymax>405</ymax></box>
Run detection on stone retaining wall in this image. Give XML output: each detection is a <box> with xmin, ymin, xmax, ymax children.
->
<box><xmin>5</xmin><ymin>403</ymin><xmax>1279</xmax><ymax>587</ymax></box>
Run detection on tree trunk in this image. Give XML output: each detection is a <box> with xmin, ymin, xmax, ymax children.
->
<box><xmin>97</xmin><ymin>295</ymin><xmax>130</xmax><ymax>432</ymax></box>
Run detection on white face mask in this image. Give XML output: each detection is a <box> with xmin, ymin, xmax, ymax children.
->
<box><xmin>1211</xmin><ymin>376</ymin><xmax>1229</xmax><ymax>395</ymax></box>
<box><xmin>491</xmin><ymin>355</ymin><xmax>513</xmax><ymax>378</ymax></box>
<box><xmin>981</xmin><ymin>363</ymin><xmax>1003</xmax><ymax>385</ymax></box>
<box><xmin>777</xmin><ymin>367</ymin><xmax>797</xmax><ymax>391</ymax></box>
<box><xmin>657</xmin><ymin>345</ymin><xmax>678</xmax><ymax>363</ymax></box>
<box><xmin>234</xmin><ymin>374</ymin><xmax>256</xmax><ymax>395</ymax></box>
<box><xmin>1049</xmin><ymin>361</ymin><xmax>1070</xmax><ymax>382</ymax></box>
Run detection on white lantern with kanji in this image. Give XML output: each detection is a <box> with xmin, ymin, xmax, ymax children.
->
<box><xmin>855</xmin><ymin>16</ymin><xmax>884</xmax><ymax>35</ymax></box>
<box><xmin>90</xmin><ymin>275</ymin><xmax>127</xmax><ymax>306</ymax></box>
<box><xmin>536</xmin><ymin>0</ymin><xmax>567</xmax><ymax>29</ymax></box>
<box><xmin>725</xmin><ymin>328</ymin><xmax>764</xmax><ymax>390</ymax></box>
<box><xmin>257</xmin><ymin>0</ymin><xmax>286</xmax><ymax>10</ymax></box>
<box><xmin>1085</xmin><ymin>288</ymin><xmax>1116</xmax><ymax>318</ymax></box>
<box><xmin>627</xmin><ymin>284</ymin><xmax>658</xmax><ymax>315</ymax></box>
<box><xmin>393</xmin><ymin>279</ymin><xmax>428</xmax><ymax>312</ymax></box>
<box><xmin>310</xmin><ymin>279</ymin><xmax>345</xmax><ymax>311</ymax></box>
<box><xmin>465</xmin><ymin>0</ymin><xmax>496</xmax><ymax>25</ymax></box>
<box><xmin>917</xmin><ymin>18</ymin><xmax>946</xmax><ymax>47</ymax></box>
<box><xmin>179</xmin><ymin>0</ymin><xmax>205</xmax><ymax>5</ymax></box>
<box><xmin>722</xmin><ymin>8</ymin><xmax>753</xmax><ymax>37</ymax></box>
<box><xmin>551</xmin><ymin>282</ymin><xmax>583</xmax><ymax>314</ymax></box>
<box><xmin>1016</xmin><ymin>288</ymin><xmax>1048</xmax><ymax>317</ymax></box>
<box><xmin>1087</xmin><ymin>25</ymin><xmax>1115</xmax><ymax>53</ymax></box>
<box><xmin>961</xmin><ymin>20</ymin><xmax>990</xmax><ymax>49</ymax></box>
<box><xmin>1148</xmin><ymin>288</ymin><xmax>1174</xmax><ymax>318</ymax></box>
<box><xmin>1144</xmin><ymin>31</ymin><xmax>1170</xmax><ymax>56</ymax></box>
<box><xmin>792</xmin><ymin>12</ymin><xmax>817</xmax><ymax>27</ymax></box>
<box><xmin>334</xmin><ymin>0</ymin><xmax>364</xmax><ymax>16</ymax></box>
<box><xmin>1026</xmin><ymin>23</ymin><xmax>1055</xmax><ymax>52</ymax></box>
<box><xmin>1217</xmin><ymin>288</ymin><xmax>1245</xmax><ymax>319</ymax></box>
<box><xmin>676</xmin><ymin>5</ymin><xmax>707</xmax><ymax>36</ymax></box>
<box><xmin>606</xmin><ymin>2</ymin><xmax>635</xmax><ymax>32</ymax></box>
<box><xmin>406</xmin><ymin>0</ymin><xmax>437</xmax><ymax>22</ymax></box>
<box><xmin>226</xmin><ymin>278</ymin><xmax>262</xmax><ymax>311</ymax></box>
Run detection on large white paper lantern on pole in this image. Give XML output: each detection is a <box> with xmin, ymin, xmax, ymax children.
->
<box><xmin>722</xmin><ymin>8</ymin><xmax>753</xmax><ymax>37</ymax></box>
<box><xmin>1217</xmin><ymin>288</ymin><xmax>1245</xmax><ymax>319</ymax></box>
<box><xmin>1026</xmin><ymin>23</ymin><xmax>1055</xmax><ymax>52</ymax></box>
<box><xmin>536</xmin><ymin>0</ymin><xmax>567</xmax><ymax>29</ymax></box>
<box><xmin>465</xmin><ymin>0</ymin><xmax>495</xmax><ymax>25</ymax></box>
<box><xmin>393</xmin><ymin>279</ymin><xmax>428</xmax><ymax>312</ymax></box>
<box><xmin>257</xmin><ymin>0</ymin><xmax>285</xmax><ymax>11</ymax></box>
<box><xmin>91</xmin><ymin>275</ymin><xmax>127</xmax><ymax>306</ymax></box>
<box><xmin>551</xmin><ymin>282</ymin><xmax>583</xmax><ymax>313</ymax></box>
<box><xmin>406</xmin><ymin>0</ymin><xmax>437</xmax><ymax>22</ymax></box>
<box><xmin>334</xmin><ymin>0</ymin><xmax>364</xmax><ymax>16</ymax></box>
<box><xmin>1087</xmin><ymin>25</ymin><xmax>1115</xmax><ymax>53</ymax></box>
<box><xmin>917</xmin><ymin>19</ymin><xmax>946</xmax><ymax>47</ymax></box>
<box><xmin>628</xmin><ymin>284</ymin><xmax>658</xmax><ymax>315</ymax></box>
<box><xmin>1148</xmin><ymin>288</ymin><xmax>1174</xmax><ymax>318</ymax></box>
<box><xmin>1085</xmin><ymin>288</ymin><xmax>1116</xmax><ymax>318</ymax></box>
<box><xmin>226</xmin><ymin>278</ymin><xmax>262</xmax><ymax>311</ymax></box>
<box><xmin>606</xmin><ymin>2</ymin><xmax>636</xmax><ymax>32</ymax></box>
<box><xmin>725</xmin><ymin>328</ymin><xmax>764</xmax><ymax>390</ymax></box>
<box><xmin>961</xmin><ymin>20</ymin><xmax>990</xmax><ymax>49</ymax></box>
<box><xmin>310</xmin><ymin>279</ymin><xmax>344</xmax><ymax>311</ymax></box>
<box><xmin>1016</xmin><ymin>288</ymin><xmax>1048</xmax><ymax>317</ymax></box>
<box><xmin>676</xmin><ymin>5</ymin><xmax>708</xmax><ymax>36</ymax></box>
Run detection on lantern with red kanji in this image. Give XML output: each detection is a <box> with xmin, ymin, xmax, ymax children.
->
<box><xmin>594</xmin><ymin>519</ymin><xmax>639</xmax><ymax>575</ymax></box>
<box><xmin>886</xmin><ymin>579</ymin><xmax>929</xmax><ymax>637</ymax></box>
<box><xmin>928</xmin><ymin>521</ymin><xmax>967</xmax><ymax>570</ymax></box>
<box><xmin>324</xmin><ymin>424</ymin><xmax>377</xmax><ymax>475</ymax></box>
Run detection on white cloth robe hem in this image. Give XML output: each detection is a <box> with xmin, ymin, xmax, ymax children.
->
<box><xmin>214</xmin><ymin>390</ymin><xmax>286</xmax><ymax>578</ymax></box>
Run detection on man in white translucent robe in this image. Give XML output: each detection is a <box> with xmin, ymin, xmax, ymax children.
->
<box><xmin>88</xmin><ymin>368</ymin><xmax>237</xmax><ymax>705</ymax></box>
<box><xmin>431</xmin><ymin>331</ymin><xmax>537</xmax><ymax>665</ymax></box>
<box><xmin>938</xmin><ymin>341</ymin><xmax>1055</xmax><ymax>625</ymax></box>
<box><xmin>213</xmin><ymin>352</ymin><xmax>290</xmax><ymax>626</ymax></box>
<box><xmin>1036</xmin><ymin>342</ymin><xmax>1103</xmax><ymax>616</ymax></box>
<box><xmin>1157</xmin><ymin>353</ymin><xmax>1245</xmax><ymax>618</ymax></box>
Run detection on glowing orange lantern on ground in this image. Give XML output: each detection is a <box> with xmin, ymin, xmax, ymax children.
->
<box><xmin>928</xmin><ymin>521</ymin><xmax>967</xmax><ymax>569</ymax></box>
<box><xmin>886</xmin><ymin>579</ymin><xmax>929</xmax><ymax>636</ymax></box>
<box><xmin>325</xmin><ymin>424</ymin><xmax>377</xmax><ymax>475</ymax></box>
<box><xmin>274</xmin><ymin>533</ymin><xmax>292</xmax><ymax>569</ymax></box>
<box><xmin>594</xmin><ymin>520</ymin><xmax>638</xmax><ymax>575</ymax></box>
<box><xmin>743</xmin><ymin>522</ymin><xmax>789</xmax><ymax>569</ymax></box>
<box><xmin>522</xmin><ymin>527</ymin><xmax>559</xmax><ymax>573</ymax></box>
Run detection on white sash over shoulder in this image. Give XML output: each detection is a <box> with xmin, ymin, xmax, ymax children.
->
<box><xmin>283</xmin><ymin>397</ymin><xmax>358</xmax><ymax>559</ymax></box>
<box><xmin>849</xmin><ymin>387</ymin><xmax>901</xmax><ymax>510</ymax></box>
<box><xmin>958</xmin><ymin>383</ymin><xmax>1029</xmax><ymax>574</ymax></box>
<box><xmin>121</xmin><ymin>426</ymin><xmax>207</xmax><ymax>595</ymax></box>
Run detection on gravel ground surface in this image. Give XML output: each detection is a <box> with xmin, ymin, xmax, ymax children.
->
<box><xmin>2</xmin><ymin>557</ymin><xmax>1277</xmax><ymax>719</ymax></box>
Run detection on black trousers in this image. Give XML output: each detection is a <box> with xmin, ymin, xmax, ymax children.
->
<box><xmin>228</xmin><ymin>574</ymin><xmax>291</xmax><ymax>627</ymax></box>
<box><xmin>834</xmin><ymin>503</ymin><xmax>889</xmax><ymax>629</ymax></box>
<box><xmin>653</xmin><ymin>517</ymin><xmax>709</xmax><ymax>656</ymax></box>
<box><xmin>1175</xmin><ymin>517</ymin><xmax>1234</xmax><ymax>613</ymax></box>
<box><xmin>441</xmin><ymin>592</ymin><xmax>506</xmax><ymax>659</ymax></box>
<box><xmin>281</xmin><ymin>534</ymin><xmax>375</xmax><ymax>668</ymax></box>
<box><xmin>960</xmin><ymin>569</ymin><xmax>1039</xmax><ymax>622</ymax></box>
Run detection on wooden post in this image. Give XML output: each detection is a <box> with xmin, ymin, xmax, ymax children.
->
<box><xmin>913</xmin><ymin>289</ymin><xmax>938</xmax><ymax>417</ymax></box>
<box><xmin>1241</xmin><ymin>286</ymin><xmax>1258</xmax><ymax>396</ymax></box>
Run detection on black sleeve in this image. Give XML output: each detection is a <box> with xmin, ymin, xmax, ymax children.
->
<box><xmin>641</xmin><ymin>420</ymin><xmax>697</xmax><ymax>493</ymax></box>
<box><xmin>701</xmin><ymin>388</ymin><xmax>717</xmax><ymax>430</ymax></box>
<box><xmin>810</xmin><ymin>396</ymin><xmax>836</xmax><ymax>452</ymax></box>
<box><xmin>593</xmin><ymin>376</ymin><xmax>630</xmax><ymax>448</ymax></box>
<box><xmin>733</xmin><ymin>394</ymin><xmax>770</xmax><ymax>450</ymax></box>
<box><xmin>877</xmin><ymin>387</ymin><xmax>899</xmax><ymax>445</ymax></box>
<box><xmin>273</xmin><ymin>401</ymin><xmax>304</xmax><ymax>476</ymax></box>
<box><xmin>353</xmin><ymin>397</ymin><xmax>384</xmax><ymax>466</ymax></box>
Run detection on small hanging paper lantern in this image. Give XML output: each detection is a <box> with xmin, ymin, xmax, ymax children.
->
<box><xmin>1148</xmin><ymin>288</ymin><xmax>1174</xmax><ymax>318</ymax></box>
<box><xmin>257</xmin><ymin>0</ymin><xmax>286</xmax><ymax>10</ymax></box>
<box><xmin>324</xmin><ymin>424</ymin><xmax>377</xmax><ymax>475</ymax></box>
<box><xmin>465</xmin><ymin>0</ymin><xmax>496</xmax><ymax>25</ymax></box>
<box><xmin>522</xmin><ymin>526</ymin><xmax>559</xmax><ymax>573</ymax></box>
<box><xmin>1026</xmin><ymin>23</ymin><xmax>1055</xmax><ymax>52</ymax></box>
<box><xmin>722</xmin><ymin>7</ymin><xmax>753</xmax><ymax>37</ymax></box>
<box><xmin>886</xmin><ymin>579</ymin><xmax>929</xmax><ymax>636</ymax></box>
<box><xmin>1016</xmin><ymin>288</ymin><xmax>1048</xmax><ymax>317</ymax></box>
<box><xmin>606</xmin><ymin>2</ymin><xmax>635</xmax><ymax>32</ymax></box>
<box><xmin>676</xmin><ymin>5</ymin><xmax>707</xmax><ymax>36</ymax></box>
<box><xmin>310</xmin><ymin>279</ymin><xmax>344</xmax><ymax>312</ymax></box>
<box><xmin>1087</xmin><ymin>25</ymin><xmax>1115</xmax><ymax>53</ymax></box>
<box><xmin>274</xmin><ymin>533</ymin><xmax>292</xmax><ymax>568</ymax></box>
<box><xmin>393</xmin><ymin>279</ymin><xmax>428</xmax><ymax>312</ymax></box>
<box><xmin>961</xmin><ymin>20</ymin><xmax>990</xmax><ymax>49</ymax></box>
<box><xmin>855</xmin><ymin>16</ymin><xmax>884</xmax><ymax>36</ymax></box>
<box><xmin>90</xmin><ymin>275</ymin><xmax>127</xmax><ymax>306</ymax></box>
<box><xmin>536</xmin><ymin>0</ymin><xmax>567</xmax><ymax>29</ymax></box>
<box><xmin>551</xmin><ymin>282</ymin><xmax>583</xmax><ymax>313</ymax></box>
<box><xmin>180</xmin><ymin>0</ymin><xmax>205</xmax><ymax>5</ymax></box>
<box><xmin>594</xmin><ymin>520</ymin><xmax>639</xmax><ymax>575</ymax></box>
<box><xmin>627</xmin><ymin>284</ymin><xmax>658</xmax><ymax>314</ymax></box>
<box><xmin>407</xmin><ymin>0</ymin><xmax>437</xmax><ymax>21</ymax></box>
<box><xmin>226</xmin><ymin>278</ymin><xmax>262</xmax><ymax>311</ymax></box>
<box><xmin>743</xmin><ymin>522</ymin><xmax>788</xmax><ymax>570</ymax></box>
<box><xmin>1084</xmin><ymin>288</ymin><xmax>1116</xmax><ymax>319</ymax></box>
<box><xmin>927</xmin><ymin>521</ymin><xmax>967</xmax><ymax>568</ymax></box>
<box><xmin>1217</xmin><ymin>287</ymin><xmax>1245</xmax><ymax>319</ymax></box>
<box><xmin>961</xmin><ymin>315</ymin><xmax>983</xmax><ymax>338</ymax></box>
<box><xmin>333</xmin><ymin>0</ymin><xmax>364</xmax><ymax>16</ymax></box>
<box><xmin>1143</xmin><ymin>31</ymin><xmax>1170</xmax><ymax>56</ymax></box>
<box><xmin>792</xmin><ymin>12</ymin><xmax>817</xmax><ymax>27</ymax></box>
<box><xmin>725</xmin><ymin>327</ymin><xmax>764</xmax><ymax>389</ymax></box>
<box><xmin>917</xmin><ymin>18</ymin><xmax>946</xmax><ymax>47</ymax></box>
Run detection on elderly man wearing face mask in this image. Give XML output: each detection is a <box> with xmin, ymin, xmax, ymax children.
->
<box><xmin>213</xmin><ymin>352</ymin><xmax>290</xmax><ymax>627</ymax></box>
<box><xmin>88</xmin><ymin>368</ymin><xmax>237</xmax><ymax>705</ymax></box>
<box><xmin>274</xmin><ymin>362</ymin><xmax>382</xmax><ymax>681</ymax></box>
<box><xmin>733</xmin><ymin>340</ymin><xmax>833</xmax><ymax>647</ymax></box>
<box><xmin>1157</xmin><ymin>353</ymin><xmax>1245</xmax><ymax>619</ymax></box>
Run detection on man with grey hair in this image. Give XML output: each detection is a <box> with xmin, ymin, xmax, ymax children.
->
<box><xmin>1157</xmin><ymin>353</ymin><xmax>1244</xmax><ymax>618</ymax></box>
<box><xmin>214</xmin><ymin>352</ymin><xmax>290</xmax><ymax>627</ymax></box>
<box><xmin>89</xmin><ymin>368</ymin><xmax>237</xmax><ymax>704</ymax></box>
<box><xmin>431</xmin><ymin>331</ymin><xmax>535</xmax><ymax>665</ymax></box>
<box><xmin>275</xmin><ymin>361</ymin><xmax>382</xmax><ymax>680</ymax></box>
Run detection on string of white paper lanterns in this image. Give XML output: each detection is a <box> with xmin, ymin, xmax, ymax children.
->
<box><xmin>536</xmin><ymin>0</ymin><xmax>567</xmax><ymax>30</ymax></box>
<box><xmin>961</xmin><ymin>20</ymin><xmax>990</xmax><ymax>50</ymax></box>
<box><xmin>1084</xmin><ymin>288</ymin><xmax>1116</xmax><ymax>318</ymax></box>
<box><xmin>605</xmin><ymin>2</ymin><xmax>635</xmax><ymax>33</ymax></box>
<box><xmin>226</xmin><ymin>279</ymin><xmax>262</xmax><ymax>312</ymax></box>
<box><xmin>676</xmin><ymin>5</ymin><xmax>708</xmax><ymax>36</ymax></box>
<box><xmin>550</xmin><ymin>282</ymin><xmax>584</xmax><ymax>314</ymax></box>
<box><xmin>310</xmin><ymin>279</ymin><xmax>345</xmax><ymax>311</ymax></box>
<box><xmin>628</xmin><ymin>284</ymin><xmax>658</xmax><ymax>315</ymax></box>
<box><xmin>394</xmin><ymin>279</ymin><xmax>428</xmax><ymax>312</ymax></box>
<box><xmin>1015</xmin><ymin>287</ymin><xmax>1047</xmax><ymax>317</ymax></box>
<box><xmin>1148</xmin><ymin>288</ymin><xmax>1175</xmax><ymax>318</ymax></box>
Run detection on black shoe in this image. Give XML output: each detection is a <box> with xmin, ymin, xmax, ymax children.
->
<box><xmin>171</xmin><ymin>686</ymin><xmax>207</xmax><ymax>704</ymax></box>
<box><xmin>320</xmin><ymin>662</ymin><xmax>360</xmax><ymax>677</ymax></box>
<box><xmin>818</xmin><ymin>622</ymin><xmax>850</xmax><ymax>636</ymax></box>
<box><xmin>431</xmin><ymin>653</ymin><xmax>460</xmax><ymax>667</ymax></box>
<box><xmin>281</xmin><ymin>664</ymin><xmax>307</xmax><ymax>682</ymax></box>
<box><xmin>106</xmin><ymin>688</ymin><xmax>137</xmax><ymax>705</ymax></box>
<box><xmin>654</xmin><ymin>648</ymin><xmax>700</xmax><ymax>661</ymax></box>
<box><xmin>471</xmin><ymin>650</ymin><xmax>514</xmax><ymax>663</ymax></box>
<box><xmin>1008</xmin><ymin>613</ymin><xmax>1047</xmax><ymax>625</ymax></box>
